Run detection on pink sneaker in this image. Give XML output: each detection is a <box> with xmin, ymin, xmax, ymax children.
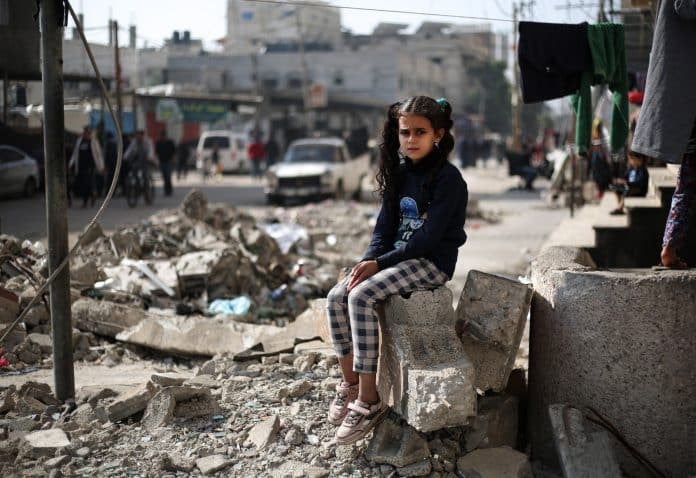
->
<box><xmin>328</xmin><ymin>382</ymin><xmax>359</xmax><ymax>426</ymax></box>
<box><xmin>335</xmin><ymin>399</ymin><xmax>389</xmax><ymax>445</ymax></box>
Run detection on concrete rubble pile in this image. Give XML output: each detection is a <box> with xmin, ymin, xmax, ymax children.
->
<box><xmin>0</xmin><ymin>270</ymin><xmax>531</xmax><ymax>477</ymax></box>
<box><xmin>0</xmin><ymin>191</ymin><xmax>382</xmax><ymax>370</ymax></box>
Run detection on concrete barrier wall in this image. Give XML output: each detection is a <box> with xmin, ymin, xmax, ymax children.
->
<box><xmin>529</xmin><ymin>247</ymin><xmax>696</xmax><ymax>477</ymax></box>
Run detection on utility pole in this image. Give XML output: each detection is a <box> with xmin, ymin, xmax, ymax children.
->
<box><xmin>39</xmin><ymin>0</ymin><xmax>74</xmax><ymax>402</ymax></box>
<box><xmin>295</xmin><ymin>7</ymin><xmax>312</xmax><ymax>133</ymax></box>
<box><xmin>511</xmin><ymin>2</ymin><xmax>522</xmax><ymax>152</ymax></box>
<box><xmin>113</xmin><ymin>19</ymin><xmax>123</xmax><ymax>131</ymax></box>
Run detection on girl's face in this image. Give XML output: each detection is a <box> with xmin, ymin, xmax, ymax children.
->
<box><xmin>398</xmin><ymin>114</ymin><xmax>443</xmax><ymax>163</ymax></box>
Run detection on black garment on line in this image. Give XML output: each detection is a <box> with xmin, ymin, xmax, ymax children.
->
<box><xmin>518</xmin><ymin>21</ymin><xmax>592</xmax><ymax>104</ymax></box>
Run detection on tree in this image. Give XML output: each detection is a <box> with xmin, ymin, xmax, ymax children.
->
<box><xmin>465</xmin><ymin>60</ymin><xmax>512</xmax><ymax>135</ymax></box>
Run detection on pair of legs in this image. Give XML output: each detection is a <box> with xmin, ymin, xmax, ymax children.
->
<box><xmin>326</xmin><ymin>258</ymin><xmax>448</xmax><ymax>406</ymax></box>
<box><xmin>662</xmin><ymin>152</ymin><xmax>696</xmax><ymax>268</ymax></box>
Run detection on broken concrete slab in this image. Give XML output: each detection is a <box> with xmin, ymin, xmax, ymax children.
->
<box><xmin>115</xmin><ymin>314</ymin><xmax>285</xmax><ymax>356</ymax></box>
<box><xmin>456</xmin><ymin>270</ymin><xmax>533</xmax><ymax>392</ymax></box>
<box><xmin>377</xmin><ymin>288</ymin><xmax>477</xmax><ymax>432</ymax></box>
<box><xmin>195</xmin><ymin>454</ymin><xmax>231</xmax><ymax>475</ymax></box>
<box><xmin>183</xmin><ymin>375</ymin><xmax>219</xmax><ymax>389</ymax></box>
<box><xmin>548</xmin><ymin>404</ymin><xmax>621</xmax><ymax>478</ymax></box>
<box><xmin>465</xmin><ymin>394</ymin><xmax>519</xmax><ymax>452</ymax></box>
<box><xmin>150</xmin><ymin>373</ymin><xmax>188</xmax><ymax>387</ymax></box>
<box><xmin>169</xmin><ymin>387</ymin><xmax>219</xmax><ymax>420</ymax></box>
<box><xmin>22</xmin><ymin>429</ymin><xmax>70</xmax><ymax>458</ymax></box>
<box><xmin>181</xmin><ymin>189</ymin><xmax>208</xmax><ymax>221</ymax></box>
<box><xmin>72</xmin><ymin>299</ymin><xmax>150</xmax><ymax>338</ymax></box>
<box><xmin>245</xmin><ymin>415</ymin><xmax>280</xmax><ymax>450</ymax></box>
<box><xmin>27</xmin><ymin>333</ymin><xmax>52</xmax><ymax>354</ymax></box>
<box><xmin>141</xmin><ymin>389</ymin><xmax>176</xmax><ymax>431</ymax></box>
<box><xmin>106</xmin><ymin>384</ymin><xmax>154</xmax><ymax>422</ymax></box>
<box><xmin>272</xmin><ymin>460</ymin><xmax>330</xmax><ymax>478</ymax></box>
<box><xmin>397</xmin><ymin>459</ymin><xmax>432</xmax><ymax>477</ymax></box>
<box><xmin>366</xmin><ymin>417</ymin><xmax>431</xmax><ymax>468</ymax></box>
<box><xmin>455</xmin><ymin>270</ymin><xmax>533</xmax><ymax>392</ymax></box>
<box><xmin>456</xmin><ymin>447</ymin><xmax>533</xmax><ymax>478</ymax></box>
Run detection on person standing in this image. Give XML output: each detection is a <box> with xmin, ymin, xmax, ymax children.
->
<box><xmin>247</xmin><ymin>130</ymin><xmax>265</xmax><ymax>179</ymax></box>
<box><xmin>69</xmin><ymin>126</ymin><xmax>104</xmax><ymax>208</ymax></box>
<box><xmin>265</xmin><ymin>134</ymin><xmax>280</xmax><ymax>168</ymax></box>
<box><xmin>176</xmin><ymin>140</ymin><xmax>190</xmax><ymax>180</ymax></box>
<box><xmin>155</xmin><ymin>130</ymin><xmax>176</xmax><ymax>196</ymax></box>
<box><xmin>631</xmin><ymin>1</ymin><xmax>696</xmax><ymax>268</ymax></box>
<box><xmin>103</xmin><ymin>132</ymin><xmax>118</xmax><ymax>196</ymax></box>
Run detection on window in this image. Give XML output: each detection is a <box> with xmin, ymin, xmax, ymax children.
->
<box><xmin>284</xmin><ymin>144</ymin><xmax>339</xmax><ymax>163</ymax></box>
<box><xmin>202</xmin><ymin>137</ymin><xmax>230</xmax><ymax>149</ymax></box>
<box><xmin>0</xmin><ymin>147</ymin><xmax>24</xmax><ymax>164</ymax></box>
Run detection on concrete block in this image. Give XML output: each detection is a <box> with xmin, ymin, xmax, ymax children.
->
<box><xmin>245</xmin><ymin>415</ymin><xmax>280</xmax><ymax>449</ymax></box>
<box><xmin>106</xmin><ymin>384</ymin><xmax>154</xmax><ymax>422</ymax></box>
<box><xmin>529</xmin><ymin>247</ymin><xmax>696</xmax><ymax>477</ymax></box>
<box><xmin>548</xmin><ymin>404</ymin><xmax>621</xmax><ymax>478</ymax></box>
<box><xmin>455</xmin><ymin>270</ymin><xmax>533</xmax><ymax>392</ymax></box>
<box><xmin>272</xmin><ymin>460</ymin><xmax>330</xmax><ymax>478</ymax></box>
<box><xmin>366</xmin><ymin>416</ymin><xmax>430</xmax><ymax>468</ymax></box>
<box><xmin>195</xmin><ymin>454</ymin><xmax>231</xmax><ymax>475</ymax></box>
<box><xmin>397</xmin><ymin>459</ymin><xmax>432</xmax><ymax>477</ymax></box>
<box><xmin>456</xmin><ymin>447</ymin><xmax>533</xmax><ymax>478</ymax></box>
<box><xmin>141</xmin><ymin>390</ymin><xmax>176</xmax><ymax>431</ymax></box>
<box><xmin>22</xmin><ymin>429</ymin><xmax>70</xmax><ymax>458</ymax></box>
<box><xmin>378</xmin><ymin>288</ymin><xmax>477</xmax><ymax>432</ymax></box>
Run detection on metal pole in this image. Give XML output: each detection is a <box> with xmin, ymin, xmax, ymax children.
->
<box><xmin>512</xmin><ymin>2</ymin><xmax>522</xmax><ymax>152</ymax></box>
<box><xmin>3</xmin><ymin>70</ymin><xmax>8</xmax><ymax>124</ymax></box>
<box><xmin>295</xmin><ymin>7</ymin><xmax>312</xmax><ymax>133</ymax></box>
<box><xmin>113</xmin><ymin>20</ymin><xmax>123</xmax><ymax>131</ymax></box>
<box><xmin>40</xmin><ymin>0</ymin><xmax>74</xmax><ymax>401</ymax></box>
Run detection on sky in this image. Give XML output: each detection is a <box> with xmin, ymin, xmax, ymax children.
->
<box><xmin>74</xmin><ymin>0</ymin><xmax>594</xmax><ymax>50</ymax></box>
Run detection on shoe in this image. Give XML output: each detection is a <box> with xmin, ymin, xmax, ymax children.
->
<box><xmin>335</xmin><ymin>399</ymin><xmax>389</xmax><ymax>445</ymax></box>
<box><xmin>328</xmin><ymin>382</ymin><xmax>359</xmax><ymax>426</ymax></box>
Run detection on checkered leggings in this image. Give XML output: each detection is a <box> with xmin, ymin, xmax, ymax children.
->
<box><xmin>663</xmin><ymin>152</ymin><xmax>696</xmax><ymax>251</ymax></box>
<box><xmin>326</xmin><ymin>258</ymin><xmax>448</xmax><ymax>374</ymax></box>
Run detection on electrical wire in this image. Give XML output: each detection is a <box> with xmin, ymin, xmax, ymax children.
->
<box><xmin>241</xmin><ymin>0</ymin><xmax>515</xmax><ymax>23</ymax></box>
<box><xmin>0</xmin><ymin>0</ymin><xmax>123</xmax><ymax>347</ymax></box>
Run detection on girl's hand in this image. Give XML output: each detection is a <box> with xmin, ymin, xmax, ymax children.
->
<box><xmin>347</xmin><ymin>260</ymin><xmax>379</xmax><ymax>291</ymax></box>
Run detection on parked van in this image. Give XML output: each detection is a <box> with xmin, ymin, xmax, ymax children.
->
<box><xmin>195</xmin><ymin>131</ymin><xmax>248</xmax><ymax>173</ymax></box>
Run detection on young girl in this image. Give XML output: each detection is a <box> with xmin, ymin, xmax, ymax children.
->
<box><xmin>325</xmin><ymin>96</ymin><xmax>468</xmax><ymax>445</ymax></box>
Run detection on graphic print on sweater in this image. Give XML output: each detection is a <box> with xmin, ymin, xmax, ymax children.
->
<box><xmin>393</xmin><ymin>196</ymin><xmax>426</xmax><ymax>249</ymax></box>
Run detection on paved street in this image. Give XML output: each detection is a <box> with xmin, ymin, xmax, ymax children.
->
<box><xmin>1</xmin><ymin>162</ymin><xmax>568</xmax><ymax>285</ymax></box>
<box><xmin>0</xmin><ymin>172</ymin><xmax>267</xmax><ymax>242</ymax></box>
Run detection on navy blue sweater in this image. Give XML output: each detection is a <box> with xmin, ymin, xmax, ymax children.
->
<box><xmin>363</xmin><ymin>153</ymin><xmax>468</xmax><ymax>279</ymax></box>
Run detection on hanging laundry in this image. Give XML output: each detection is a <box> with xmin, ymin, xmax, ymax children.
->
<box><xmin>572</xmin><ymin>23</ymin><xmax>629</xmax><ymax>155</ymax></box>
<box><xmin>518</xmin><ymin>22</ymin><xmax>592</xmax><ymax>104</ymax></box>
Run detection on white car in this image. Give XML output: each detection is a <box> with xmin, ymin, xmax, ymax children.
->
<box><xmin>195</xmin><ymin>131</ymin><xmax>248</xmax><ymax>174</ymax></box>
<box><xmin>0</xmin><ymin>145</ymin><xmax>41</xmax><ymax>198</ymax></box>
<box><xmin>264</xmin><ymin>137</ymin><xmax>370</xmax><ymax>204</ymax></box>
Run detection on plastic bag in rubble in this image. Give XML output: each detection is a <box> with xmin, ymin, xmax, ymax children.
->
<box><xmin>208</xmin><ymin>296</ymin><xmax>252</xmax><ymax>316</ymax></box>
<box><xmin>258</xmin><ymin>223</ymin><xmax>309</xmax><ymax>254</ymax></box>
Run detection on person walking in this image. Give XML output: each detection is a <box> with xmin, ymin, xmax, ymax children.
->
<box><xmin>631</xmin><ymin>1</ymin><xmax>696</xmax><ymax>268</ymax></box>
<box><xmin>69</xmin><ymin>126</ymin><xmax>104</xmax><ymax>208</ymax></box>
<box><xmin>155</xmin><ymin>130</ymin><xmax>176</xmax><ymax>196</ymax></box>
<box><xmin>325</xmin><ymin>96</ymin><xmax>468</xmax><ymax>445</ymax></box>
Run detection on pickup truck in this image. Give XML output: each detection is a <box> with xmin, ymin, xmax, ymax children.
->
<box><xmin>264</xmin><ymin>137</ymin><xmax>371</xmax><ymax>205</ymax></box>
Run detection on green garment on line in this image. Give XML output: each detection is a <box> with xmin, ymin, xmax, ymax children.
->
<box><xmin>571</xmin><ymin>23</ymin><xmax>629</xmax><ymax>155</ymax></box>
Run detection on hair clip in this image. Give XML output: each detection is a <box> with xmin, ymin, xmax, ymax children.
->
<box><xmin>436</xmin><ymin>98</ymin><xmax>449</xmax><ymax>110</ymax></box>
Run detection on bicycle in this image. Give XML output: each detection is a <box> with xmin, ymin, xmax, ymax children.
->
<box><xmin>125</xmin><ymin>165</ymin><xmax>155</xmax><ymax>208</ymax></box>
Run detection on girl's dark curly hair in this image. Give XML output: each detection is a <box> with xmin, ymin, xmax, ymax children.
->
<box><xmin>376</xmin><ymin>95</ymin><xmax>455</xmax><ymax>212</ymax></box>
